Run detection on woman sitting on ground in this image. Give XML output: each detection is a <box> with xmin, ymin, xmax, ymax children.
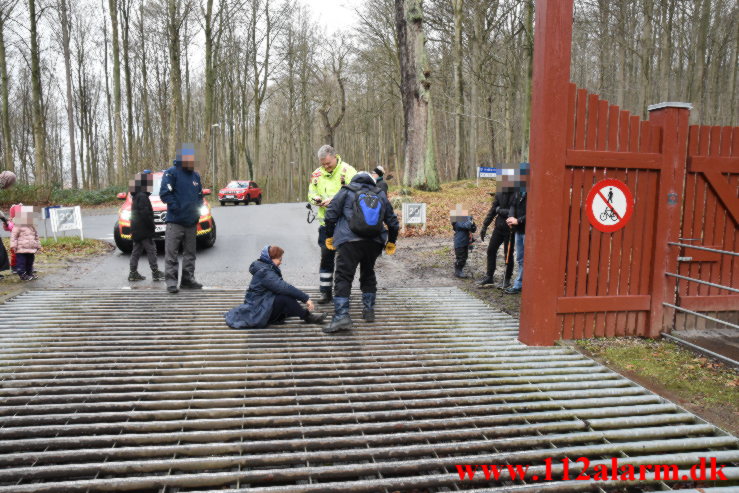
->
<box><xmin>225</xmin><ymin>245</ymin><xmax>326</xmax><ymax>329</ymax></box>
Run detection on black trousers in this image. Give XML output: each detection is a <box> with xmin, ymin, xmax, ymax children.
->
<box><xmin>318</xmin><ymin>225</ymin><xmax>336</xmax><ymax>293</ymax></box>
<box><xmin>268</xmin><ymin>294</ymin><xmax>307</xmax><ymax>324</ymax></box>
<box><xmin>335</xmin><ymin>240</ymin><xmax>383</xmax><ymax>298</ymax></box>
<box><xmin>487</xmin><ymin>227</ymin><xmax>515</xmax><ymax>280</ymax></box>
<box><xmin>454</xmin><ymin>247</ymin><xmax>468</xmax><ymax>270</ymax></box>
<box><xmin>16</xmin><ymin>253</ymin><xmax>35</xmax><ymax>276</ymax></box>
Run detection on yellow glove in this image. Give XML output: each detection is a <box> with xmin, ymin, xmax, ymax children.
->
<box><xmin>325</xmin><ymin>237</ymin><xmax>335</xmax><ymax>250</ymax></box>
<box><xmin>385</xmin><ymin>242</ymin><xmax>396</xmax><ymax>255</ymax></box>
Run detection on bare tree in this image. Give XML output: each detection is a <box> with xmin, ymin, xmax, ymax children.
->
<box><xmin>0</xmin><ymin>0</ymin><xmax>16</xmax><ymax>172</ymax></box>
<box><xmin>317</xmin><ymin>36</ymin><xmax>351</xmax><ymax>147</ymax></box>
<box><xmin>28</xmin><ymin>0</ymin><xmax>48</xmax><ymax>184</ymax></box>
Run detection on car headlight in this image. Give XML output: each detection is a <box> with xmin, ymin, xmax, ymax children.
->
<box><xmin>199</xmin><ymin>205</ymin><xmax>209</xmax><ymax>216</ymax></box>
<box><xmin>121</xmin><ymin>210</ymin><xmax>132</xmax><ymax>221</ymax></box>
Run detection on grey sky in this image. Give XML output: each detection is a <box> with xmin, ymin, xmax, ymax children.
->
<box><xmin>301</xmin><ymin>0</ymin><xmax>362</xmax><ymax>33</ymax></box>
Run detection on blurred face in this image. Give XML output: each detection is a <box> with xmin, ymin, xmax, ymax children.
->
<box><xmin>16</xmin><ymin>206</ymin><xmax>40</xmax><ymax>226</ymax></box>
<box><xmin>181</xmin><ymin>154</ymin><xmax>196</xmax><ymax>171</ymax></box>
<box><xmin>273</xmin><ymin>256</ymin><xmax>282</xmax><ymax>267</ymax></box>
<box><xmin>129</xmin><ymin>173</ymin><xmax>152</xmax><ymax>193</ymax></box>
<box><xmin>320</xmin><ymin>154</ymin><xmax>338</xmax><ymax>172</ymax></box>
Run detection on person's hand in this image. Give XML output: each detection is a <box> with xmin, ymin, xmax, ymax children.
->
<box><xmin>506</xmin><ymin>217</ymin><xmax>519</xmax><ymax>226</ymax></box>
<box><xmin>306</xmin><ymin>299</ymin><xmax>315</xmax><ymax>312</ymax></box>
<box><xmin>319</xmin><ymin>198</ymin><xmax>332</xmax><ymax>207</ymax></box>
<box><xmin>385</xmin><ymin>242</ymin><xmax>396</xmax><ymax>255</ymax></box>
<box><xmin>325</xmin><ymin>237</ymin><xmax>335</xmax><ymax>250</ymax></box>
<box><xmin>480</xmin><ymin>227</ymin><xmax>487</xmax><ymax>242</ymax></box>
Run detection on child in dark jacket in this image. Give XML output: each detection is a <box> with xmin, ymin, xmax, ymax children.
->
<box><xmin>451</xmin><ymin>207</ymin><xmax>477</xmax><ymax>278</ymax></box>
<box><xmin>128</xmin><ymin>172</ymin><xmax>165</xmax><ymax>282</ymax></box>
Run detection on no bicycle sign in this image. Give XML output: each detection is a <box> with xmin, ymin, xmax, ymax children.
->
<box><xmin>586</xmin><ymin>179</ymin><xmax>634</xmax><ymax>233</ymax></box>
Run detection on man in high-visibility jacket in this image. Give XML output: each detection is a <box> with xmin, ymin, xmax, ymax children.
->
<box><xmin>308</xmin><ymin>145</ymin><xmax>357</xmax><ymax>304</ymax></box>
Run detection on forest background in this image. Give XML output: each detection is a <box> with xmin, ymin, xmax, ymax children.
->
<box><xmin>0</xmin><ymin>0</ymin><xmax>736</xmax><ymax>202</ymax></box>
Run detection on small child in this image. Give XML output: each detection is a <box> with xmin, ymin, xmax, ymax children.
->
<box><xmin>451</xmin><ymin>207</ymin><xmax>477</xmax><ymax>279</ymax></box>
<box><xmin>10</xmin><ymin>206</ymin><xmax>41</xmax><ymax>281</ymax></box>
<box><xmin>128</xmin><ymin>172</ymin><xmax>165</xmax><ymax>282</ymax></box>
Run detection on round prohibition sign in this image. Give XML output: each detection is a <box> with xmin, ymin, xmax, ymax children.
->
<box><xmin>586</xmin><ymin>178</ymin><xmax>634</xmax><ymax>233</ymax></box>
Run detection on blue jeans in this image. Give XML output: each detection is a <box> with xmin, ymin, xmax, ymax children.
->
<box><xmin>512</xmin><ymin>233</ymin><xmax>525</xmax><ymax>290</ymax></box>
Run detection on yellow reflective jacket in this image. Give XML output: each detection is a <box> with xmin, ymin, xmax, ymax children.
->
<box><xmin>307</xmin><ymin>157</ymin><xmax>357</xmax><ymax>225</ymax></box>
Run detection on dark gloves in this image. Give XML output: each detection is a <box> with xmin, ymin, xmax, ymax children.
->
<box><xmin>480</xmin><ymin>227</ymin><xmax>487</xmax><ymax>242</ymax></box>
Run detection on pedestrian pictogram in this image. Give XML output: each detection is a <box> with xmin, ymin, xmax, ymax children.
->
<box><xmin>585</xmin><ymin>178</ymin><xmax>634</xmax><ymax>232</ymax></box>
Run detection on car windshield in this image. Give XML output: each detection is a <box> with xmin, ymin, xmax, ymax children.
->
<box><xmin>150</xmin><ymin>175</ymin><xmax>163</xmax><ymax>196</ymax></box>
<box><xmin>226</xmin><ymin>181</ymin><xmax>246</xmax><ymax>188</ymax></box>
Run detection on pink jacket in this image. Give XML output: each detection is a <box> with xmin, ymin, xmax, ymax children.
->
<box><xmin>10</xmin><ymin>225</ymin><xmax>41</xmax><ymax>254</ymax></box>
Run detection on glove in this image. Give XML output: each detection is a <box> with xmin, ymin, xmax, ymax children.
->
<box><xmin>480</xmin><ymin>227</ymin><xmax>487</xmax><ymax>242</ymax></box>
<box><xmin>385</xmin><ymin>242</ymin><xmax>396</xmax><ymax>255</ymax></box>
<box><xmin>325</xmin><ymin>237</ymin><xmax>335</xmax><ymax>250</ymax></box>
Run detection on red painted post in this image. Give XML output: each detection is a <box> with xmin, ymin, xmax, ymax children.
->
<box><xmin>647</xmin><ymin>103</ymin><xmax>691</xmax><ymax>337</ymax></box>
<box><xmin>518</xmin><ymin>0</ymin><xmax>575</xmax><ymax>346</ymax></box>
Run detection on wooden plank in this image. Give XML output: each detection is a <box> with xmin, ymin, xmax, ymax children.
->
<box><xmin>565</xmin><ymin>150</ymin><xmax>663</xmax><ymax>169</ymax></box>
<box><xmin>574</xmin><ymin>89</ymin><xmax>587</xmax><ymax>150</ymax></box>
<box><xmin>718</xmin><ymin>127</ymin><xmax>735</xmax><ymax>301</ymax></box>
<box><xmin>731</xmin><ymin>127</ymin><xmax>739</xmax><ymax>300</ymax></box>
<box><xmin>702</xmin><ymin>171</ymin><xmax>739</xmax><ymax>226</ymax></box>
<box><xmin>680</xmin><ymin>295</ymin><xmax>739</xmax><ymax>312</ymax></box>
<box><xmin>557</xmin><ymin>295</ymin><xmax>651</xmax><ymax>313</ymax></box>
<box><xmin>679</xmin><ymin>246</ymin><xmax>722</xmax><ymax>263</ymax></box>
<box><xmin>703</xmin><ymin>126</ymin><xmax>723</xmax><ymax>296</ymax></box>
<box><xmin>691</xmin><ymin>126</ymin><xmax>712</xmax><ymax>297</ymax></box>
<box><xmin>597</xmin><ymin>100</ymin><xmax>609</xmax><ymax>150</ymax></box>
<box><xmin>559</xmin><ymin>167</ymin><xmax>575</xmax><ymax>340</ymax></box>
<box><xmin>680</xmin><ymin>126</ymin><xmax>701</xmax><ymax>301</ymax></box>
<box><xmin>580</xmin><ymin>168</ymin><xmax>597</xmax><ymax>338</ymax></box>
<box><xmin>586</xmin><ymin>94</ymin><xmax>599</xmax><ymax>149</ymax></box>
<box><xmin>634</xmin><ymin>123</ymin><xmax>654</xmax><ymax>336</ymax></box>
<box><xmin>566</xmin><ymin>83</ymin><xmax>577</xmax><ymax>150</ymax></box>
<box><xmin>688</xmin><ymin>156</ymin><xmax>739</xmax><ymax>173</ymax></box>
<box><xmin>564</xmin><ymin>167</ymin><xmax>585</xmax><ymax>340</ymax></box>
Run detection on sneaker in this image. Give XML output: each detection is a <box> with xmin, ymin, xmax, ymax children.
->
<box><xmin>151</xmin><ymin>269</ymin><xmax>165</xmax><ymax>281</ymax></box>
<box><xmin>477</xmin><ymin>276</ymin><xmax>494</xmax><ymax>286</ymax></box>
<box><xmin>167</xmin><ymin>285</ymin><xmax>179</xmax><ymax>294</ymax></box>
<box><xmin>304</xmin><ymin>312</ymin><xmax>327</xmax><ymax>324</ymax></box>
<box><xmin>504</xmin><ymin>286</ymin><xmax>521</xmax><ymax>294</ymax></box>
<box><xmin>128</xmin><ymin>270</ymin><xmax>146</xmax><ymax>282</ymax></box>
<box><xmin>180</xmin><ymin>280</ymin><xmax>203</xmax><ymax>289</ymax></box>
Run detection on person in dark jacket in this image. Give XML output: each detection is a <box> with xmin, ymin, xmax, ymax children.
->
<box><xmin>160</xmin><ymin>144</ymin><xmax>204</xmax><ymax>294</ymax></box>
<box><xmin>477</xmin><ymin>175</ymin><xmax>517</xmax><ymax>288</ymax></box>
<box><xmin>371</xmin><ymin>166</ymin><xmax>389</xmax><ymax>194</ymax></box>
<box><xmin>451</xmin><ymin>207</ymin><xmax>477</xmax><ymax>278</ymax></box>
<box><xmin>224</xmin><ymin>245</ymin><xmax>326</xmax><ymax>329</ymax></box>
<box><xmin>128</xmin><ymin>172</ymin><xmax>165</xmax><ymax>282</ymax></box>
<box><xmin>323</xmin><ymin>172</ymin><xmax>399</xmax><ymax>333</ymax></box>
<box><xmin>0</xmin><ymin>171</ymin><xmax>16</xmax><ymax>277</ymax></box>
<box><xmin>505</xmin><ymin>162</ymin><xmax>529</xmax><ymax>294</ymax></box>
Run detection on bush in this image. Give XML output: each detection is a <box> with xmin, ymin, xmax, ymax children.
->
<box><xmin>0</xmin><ymin>185</ymin><xmax>126</xmax><ymax>207</ymax></box>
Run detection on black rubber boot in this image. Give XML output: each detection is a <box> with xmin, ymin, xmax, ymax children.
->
<box><xmin>454</xmin><ymin>268</ymin><xmax>468</xmax><ymax>279</ymax></box>
<box><xmin>180</xmin><ymin>280</ymin><xmax>203</xmax><ymax>289</ymax></box>
<box><xmin>151</xmin><ymin>269</ymin><xmax>165</xmax><ymax>281</ymax></box>
<box><xmin>477</xmin><ymin>275</ymin><xmax>494</xmax><ymax>286</ymax></box>
<box><xmin>316</xmin><ymin>291</ymin><xmax>333</xmax><ymax>305</ymax></box>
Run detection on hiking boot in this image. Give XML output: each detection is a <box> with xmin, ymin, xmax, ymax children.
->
<box><xmin>151</xmin><ymin>269</ymin><xmax>165</xmax><ymax>281</ymax></box>
<box><xmin>454</xmin><ymin>268</ymin><xmax>468</xmax><ymax>279</ymax></box>
<box><xmin>323</xmin><ymin>297</ymin><xmax>352</xmax><ymax>333</ymax></box>
<box><xmin>316</xmin><ymin>291</ymin><xmax>333</xmax><ymax>305</ymax></box>
<box><xmin>477</xmin><ymin>275</ymin><xmax>494</xmax><ymax>286</ymax></box>
<box><xmin>167</xmin><ymin>285</ymin><xmax>179</xmax><ymax>294</ymax></box>
<box><xmin>504</xmin><ymin>286</ymin><xmax>522</xmax><ymax>294</ymax></box>
<box><xmin>180</xmin><ymin>280</ymin><xmax>203</xmax><ymax>289</ymax></box>
<box><xmin>362</xmin><ymin>292</ymin><xmax>376</xmax><ymax>322</ymax></box>
<box><xmin>128</xmin><ymin>270</ymin><xmax>146</xmax><ymax>282</ymax></box>
<box><xmin>496</xmin><ymin>278</ymin><xmax>512</xmax><ymax>290</ymax></box>
<box><xmin>304</xmin><ymin>312</ymin><xmax>327</xmax><ymax>324</ymax></box>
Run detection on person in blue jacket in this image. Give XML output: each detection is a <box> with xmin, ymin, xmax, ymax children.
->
<box><xmin>159</xmin><ymin>144</ymin><xmax>203</xmax><ymax>294</ymax></box>
<box><xmin>323</xmin><ymin>172</ymin><xmax>399</xmax><ymax>333</ymax></box>
<box><xmin>224</xmin><ymin>245</ymin><xmax>326</xmax><ymax>328</ymax></box>
<box><xmin>451</xmin><ymin>208</ymin><xmax>477</xmax><ymax>278</ymax></box>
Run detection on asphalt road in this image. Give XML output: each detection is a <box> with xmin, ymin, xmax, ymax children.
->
<box><xmin>39</xmin><ymin>203</ymin><xmax>322</xmax><ymax>289</ymax></box>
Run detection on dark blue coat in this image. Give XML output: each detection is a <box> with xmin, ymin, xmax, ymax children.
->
<box><xmin>452</xmin><ymin>217</ymin><xmax>477</xmax><ymax>249</ymax></box>
<box><xmin>159</xmin><ymin>164</ymin><xmax>203</xmax><ymax>226</ymax></box>
<box><xmin>224</xmin><ymin>248</ymin><xmax>309</xmax><ymax>329</ymax></box>
<box><xmin>324</xmin><ymin>173</ymin><xmax>399</xmax><ymax>249</ymax></box>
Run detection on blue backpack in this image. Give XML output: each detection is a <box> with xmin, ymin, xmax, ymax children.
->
<box><xmin>347</xmin><ymin>186</ymin><xmax>385</xmax><ymax>237</ymax></box>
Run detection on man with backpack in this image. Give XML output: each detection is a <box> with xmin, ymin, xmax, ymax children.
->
<box><xmin>322</xmin><ymin>172</ymin><xmax>399</xmax><ymax>333</ymax></box>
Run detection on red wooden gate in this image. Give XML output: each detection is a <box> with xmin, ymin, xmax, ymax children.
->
<box><xmin>518</xmin><ymin>0</ymin><xmax>736</xmax><ymax>345</ymax></box>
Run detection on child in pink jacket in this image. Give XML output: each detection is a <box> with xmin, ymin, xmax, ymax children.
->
<box><xmin>10</xmin><ymin>207</ymin><xmax>42</xmax><ymax>281</ymax></box>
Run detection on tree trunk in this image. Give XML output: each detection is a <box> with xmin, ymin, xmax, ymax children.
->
<box><xmin>28</xmin><ymin>0</ymin><xmax>48</xmax><ymax>184</ymax></box>
<box><xmin>204</xmin><ymin>0</ymin><xmax>215</xmax><ymax>187</ymax></box>
<box><xmin>120</xmin><ymin>0</ymin><xmax>134</xmax><ymax>173</ymax></box>
<box><xmin>139</xmin><ymin>0</ymin><xmax>152</xmax><ymax>167</ymax></box>
<box><xmin>167</xmin><ymin>0</ymin><xmax>183</xmax><ymax>158</ymax></box>
<box><xmin>519</xmin><ymin>0</ymin><xmax>534</xmax><ymax>162</ymax></box>
<box><xmin>58</xmin><ymin>0</ymin><xmax>78</xmax><ymax>188</ymax></box>
<box><xmin>108</xmin><ymin>0</ymin><xmax>124</xmax><ymax>183</ymax></box>
<box><xmin>0</xmin><ymin>10</ymin><xmax>13</xmax><ymax>172</ymax></box>
<box><xmin>395</xmin><ymin>0</ymin><xmax>438</xmax><ymax>191</ymax></box>
<box><xmin>452</xmin><ymin>0</ymin><xmax>465</xmax><ymax>179</ymax></box>
<box><xmin>101</xmin><ymin>0</ymin><xmax>114</xmax><ymax>185</ymax></box>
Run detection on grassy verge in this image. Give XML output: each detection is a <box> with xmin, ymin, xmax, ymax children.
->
<box><xmin>574</xmin><ymin>337</ymin><xmax>739</xmax><ymax>435</ymax></box>
<box><xmin>389</xmin><ymin>180</ymin><xmax>495</xmax><ymax>237</ymax></box>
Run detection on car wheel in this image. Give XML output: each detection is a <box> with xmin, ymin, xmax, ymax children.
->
<box><xmin>255</xmin><ymin>196</ymin><xmax>262</xmax><ymax>205</ymax></box>
<box><xmin>220</xmin><ymin>201</ymin><xmax>225</xmax><ymax>206</ymax></box>
<box><xmin>197</xmin><ymin>221</ymin><xmax>217</xmax><ymax>249</ymax></box>
<box><xmin>113</xmin><ymin>223</ymin><xmax>132</xmax><ymax>254</ymax></box>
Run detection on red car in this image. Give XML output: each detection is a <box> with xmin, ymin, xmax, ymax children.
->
<box><xmin>113</xmin><ymin>171</ymin><xmax>217</xmax><ymax>253</ymax></box>
<box><xmin>218</xmin><ymin>180</ymin><xmax>262</xmax><ymax>206</ymax></box>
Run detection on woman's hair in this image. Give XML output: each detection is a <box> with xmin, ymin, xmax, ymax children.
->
<box><xmin>268</xmin><ymin>246</ymin><xmax>284</xmax><ymax>259</ymax></box>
